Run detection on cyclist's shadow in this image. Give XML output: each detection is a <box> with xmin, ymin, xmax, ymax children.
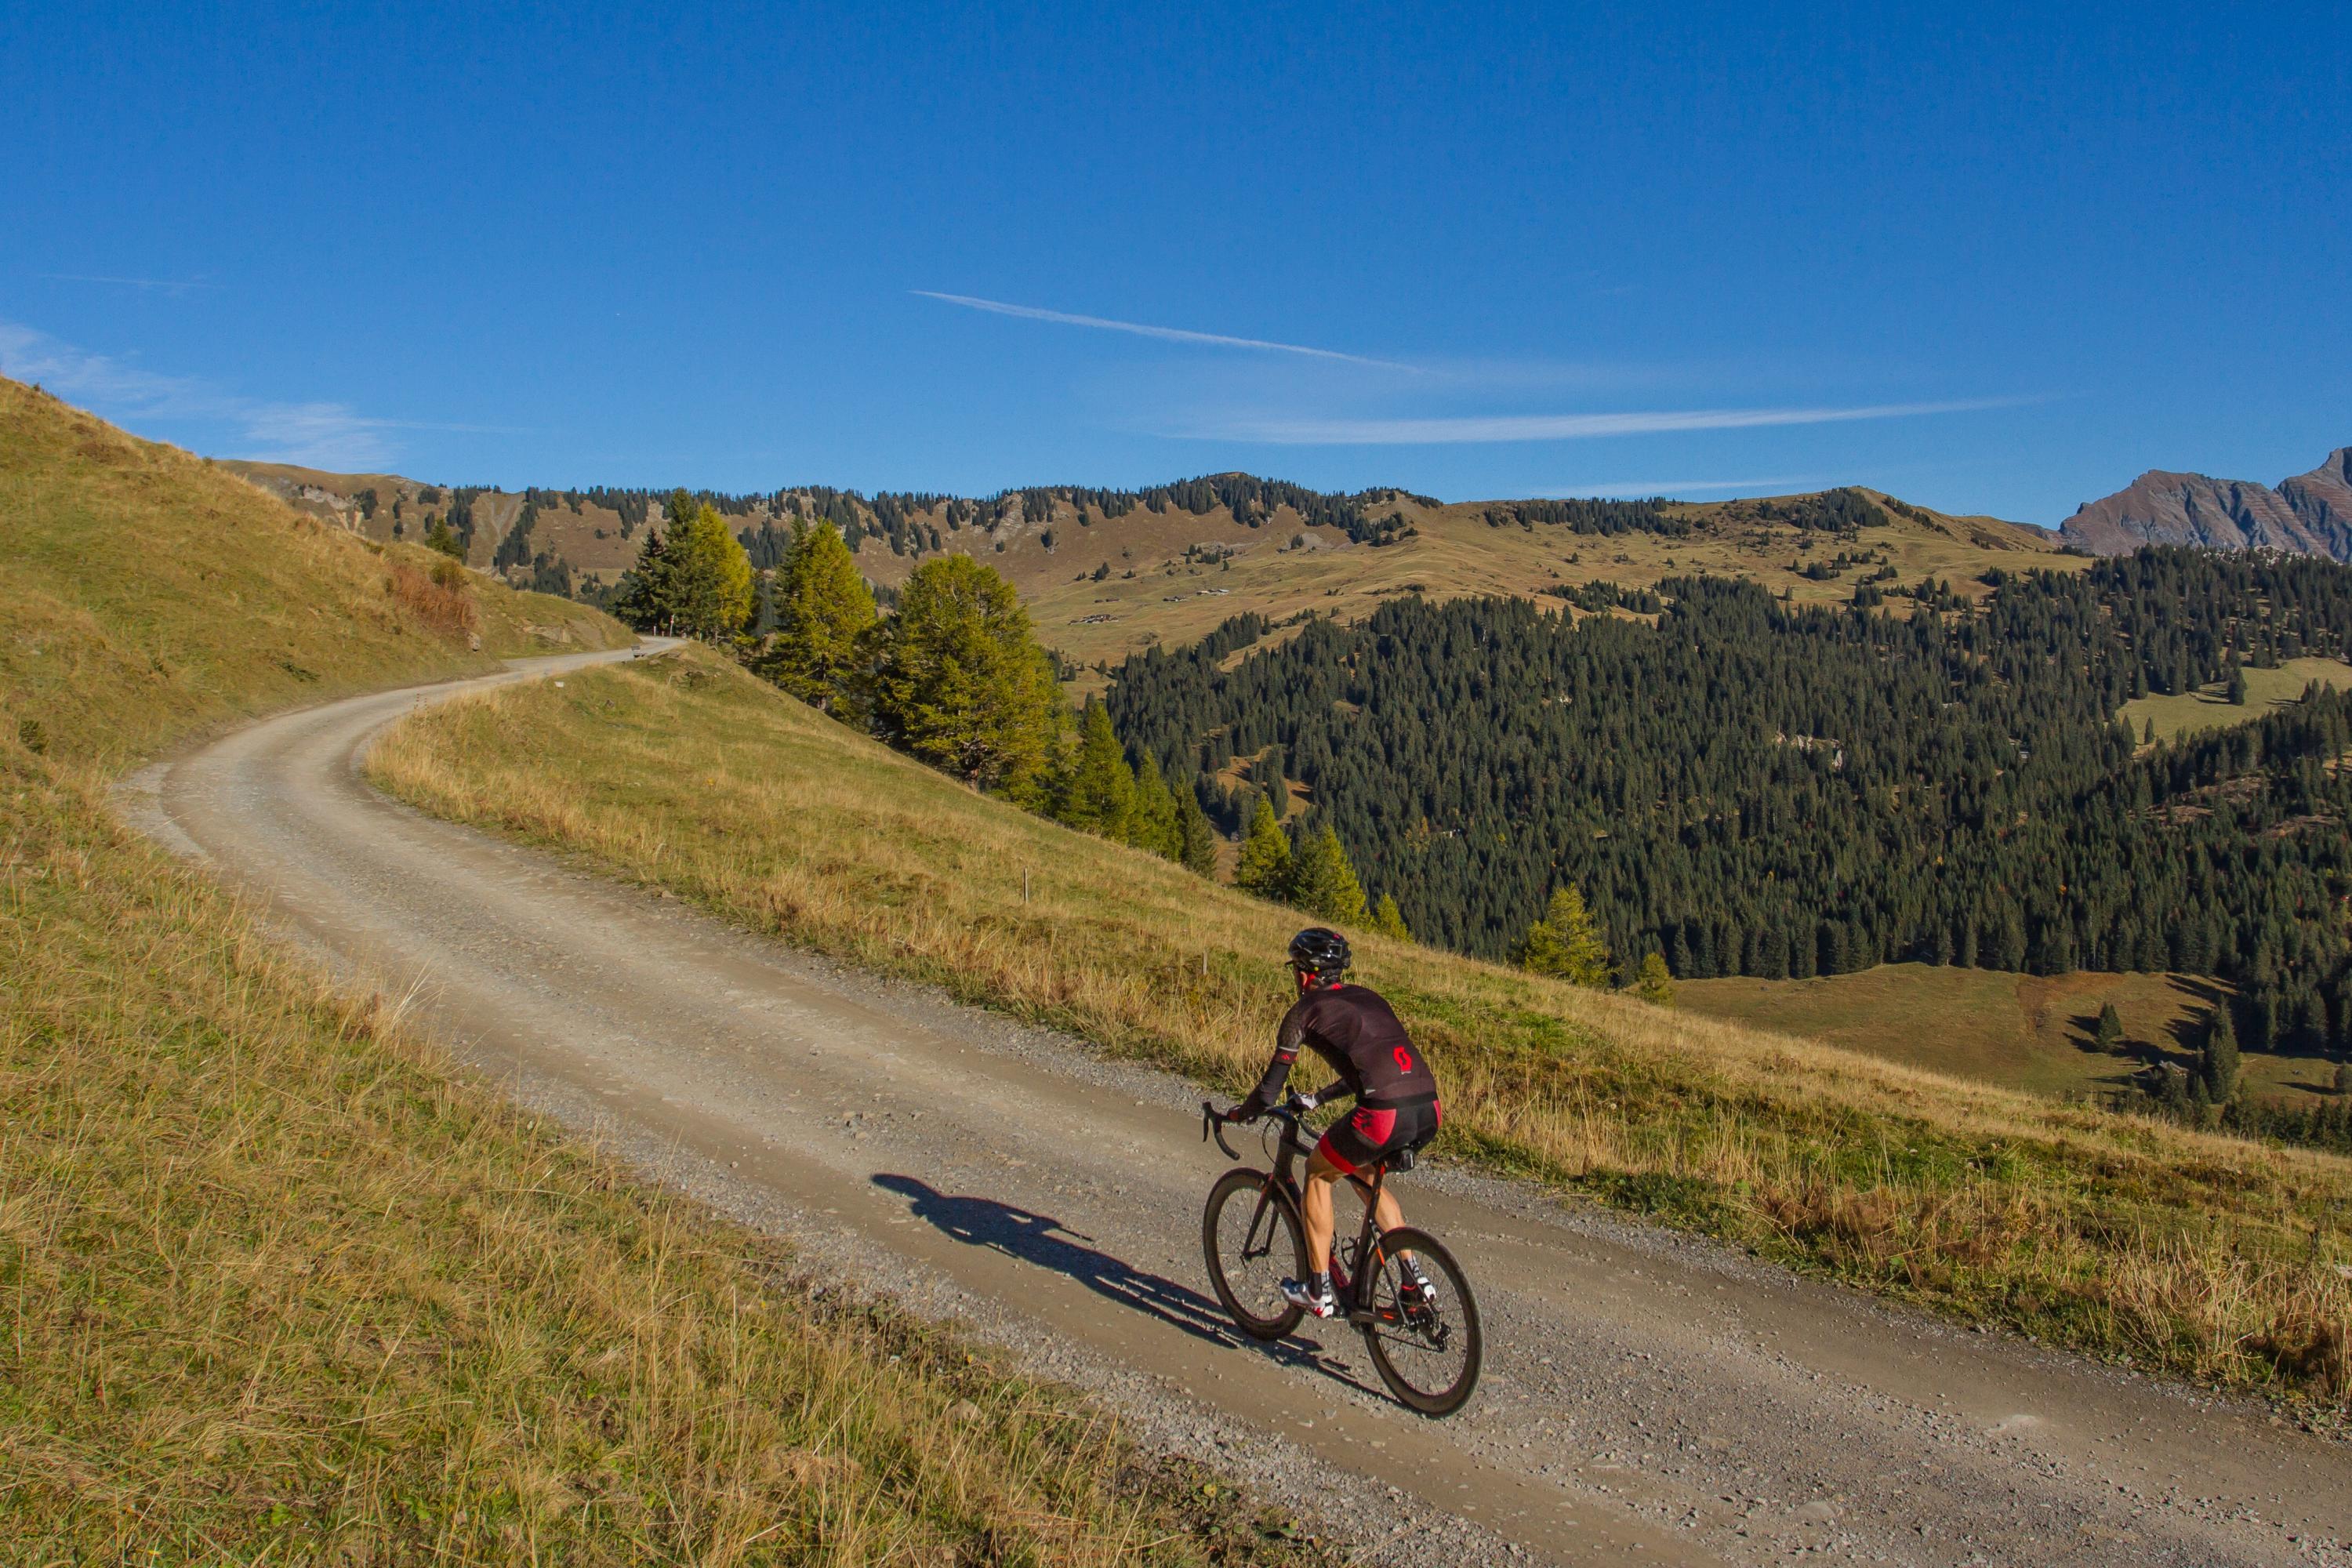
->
<box><xmin>871</xmin><ymin>1173</ymin><xmax>1373</xmax><ymax>1390</ymax></box>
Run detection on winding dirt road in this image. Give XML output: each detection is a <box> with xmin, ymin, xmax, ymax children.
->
<box><xmin>122</xmin><ymin>652</ymin><xmax>2348</xmax><ymax>1566</ymax></box>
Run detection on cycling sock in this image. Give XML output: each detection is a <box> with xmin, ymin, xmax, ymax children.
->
<box><xmin>1308</xmin><ymin>1271</ymin><xmax>1332</xmax><ymax>1298</ymax></box>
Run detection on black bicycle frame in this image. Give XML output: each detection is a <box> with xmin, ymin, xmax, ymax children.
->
<box><xmin>1206</xmin><ymin>1102</ymin><xmax>1396</xmax><ymax>1319</ymax></box>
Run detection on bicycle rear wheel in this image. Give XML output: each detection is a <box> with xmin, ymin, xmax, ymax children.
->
<box><xmin>1358</xmin><ymin>1226</ymin><xmax>1481</xmax><ymax>1416</ymax></box>
<box><xmin>1202</xmin><ymin>1170</ymin><xmax>1308</xmax><ymax>1341</ymax></box>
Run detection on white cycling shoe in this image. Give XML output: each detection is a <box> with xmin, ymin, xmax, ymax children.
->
<box><xmin>1280</xmin><ymin>1277</ymin><xmax>1339</xmax><ymax>1318</ymax></box>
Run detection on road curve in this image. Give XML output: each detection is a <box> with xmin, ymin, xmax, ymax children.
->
<box><xmin>121</xmin><ymin>652</ymin><xmax>2349</xmax><ymax>1567</ymax></box>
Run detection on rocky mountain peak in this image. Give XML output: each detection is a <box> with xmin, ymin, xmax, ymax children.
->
<box><xmin>2058</xmin><ymin>448</ymin><xmax>2352</xmax><ymax>562</ymax></box>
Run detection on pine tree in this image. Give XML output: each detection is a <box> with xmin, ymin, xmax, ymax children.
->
<box><xmin>2226</xmin><ymin>655</ymin><xmax>2248</xmax><ymax>706</ymax></box>
<box><xmin>1370</xmin><ymin>892</ymin><xmax>1411</xmax><ymax>942</ymax></box>
<box><xmin>1058</xmin><ymin>702</ymin><xmax>1137</xmax><ymax>837</ymax></box>
<box><xmin>611</xmin><ymin>524</ymin><xmax>672</xmax><ymax>629</ymax></box>
<box><xmin>755</xmin><ymin>521</ymin><xmax>877</xmax><ymax>715</ymax></box>
<box><xmin>1519</xmin><ymin>885</ymin><xmax>1613</xmax><ymax>987</ymax></box>
<box><xmin>422</xmin><ymin>514</ymin><xmax>466</xmax><ymax>561</ymax></box>
<box><xmin>869</xmin><ymin>554</ymin><xmax>1064</xmax><ymax>804</ymax></box>
<box><xmin>1176</xmin><ymin>786</ymin><xmax>1219</xmax><ymax>876</ymax></box>
<box><xmin>1234</xmin><ymin>796</ymin><xmax>1293</xmax><ymax>899</ymax></box>
<box><xmin>2094</xmin><ymin>1000</ymin><xmax>2123</xmax><ymax>1052</ymax></box>
<box><xmin>1634</xmin><ymin>950</ymin><xmax>1675</xmax><ymax>1006</ymax></box>
<box><xmin>2200</xmin><ymin>1006</ymin><xmax>2241</xmax><ymax>1101</ymax></box>
<box><xmin>1288</xmin><ymin>823</ymin><xmax>1367</xmax><ymax>923</ymax></box>
<box><xmin>1130</xmin><ymin>751</ymin><xmax>1183</xmax><ymax>860</ymax></box>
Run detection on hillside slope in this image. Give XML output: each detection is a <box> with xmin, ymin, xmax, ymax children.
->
<box><xmin>2</xmin><ymin>379</ymin><xmax>626</xmax><ymax>764</ymax></box>
<box><xmin>225</xmin><ymin>457</ymin><xmax>2086</xmax><ymax>673</ymax></box>
<box><xmin>0</xmin><ymin>383</ymin><xmax>1323</xmax><ymax>1562</ymax></box>
<box><xmin>372</xmin><ymin>642</ymin><xmax>2352</xmax><ymax>1411</ymax></box>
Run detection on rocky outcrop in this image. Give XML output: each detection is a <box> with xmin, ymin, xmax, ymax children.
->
<box><xmin>2278</xmin><ymin>448</ymin><xmax>2352</xmax><ymax>555</ymax></box>
<box><xmin>2059</xmin><ymin>448</ymin><xmax>2352</xmax><ymax>561</ymax></box>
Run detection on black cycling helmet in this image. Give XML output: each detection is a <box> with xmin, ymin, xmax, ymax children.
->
<box><xmin>1287</xmin><ymin>927</ymin><xmax>1351</xmax><ymax>979</ymax></box>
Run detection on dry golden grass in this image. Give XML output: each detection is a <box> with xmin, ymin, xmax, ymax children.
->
<box><xmin>0</xmin><ymin>741</ymin><xmax>1341</xmax><ymax>1563</ymax></box>
<box><xmin>953</xmin><ymin>493</ymin><xmax>2085</xmax><ymax>684</ymax></box>
<box><xmin>1672</xmin><ymin>963</ymin><xmax>2352</xmax><ymax>1102</ymax></box>
<box><xmin>0</xmin><ymin>375</ymin><xmax>627</xmax><ymax>768</ymax></box>
<box><xmin>0</xmin><ymin>381</ymin><xmax>1334</xmax><ymax>1563</ymax></box>
<box><xmin>373</xmin><ymin>646</ymin><xmax>2352</xmax><ymax>1412</ymax></box>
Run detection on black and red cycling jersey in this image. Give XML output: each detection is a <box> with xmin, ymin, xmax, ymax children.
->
<box><xmin>1237</xmin><ymin>982</ymin><xmax>1438</xmax><ymax>1119</ymax></box>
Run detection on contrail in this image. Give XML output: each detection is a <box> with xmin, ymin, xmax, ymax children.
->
<box><xmin>913</xmin><ymin>291</ymin><xmax>1411</xmax><ymax>369</ymax></box>
<box><xmin>1180</xmin><ymin>398</ymin><xmax>2027</xmax><ymax>445</ymax></box>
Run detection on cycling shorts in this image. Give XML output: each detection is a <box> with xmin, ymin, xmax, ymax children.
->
<box><xmin>1317</xmin><ymin>1096</ymin><xmax>1441</xmax><ymax>1176</ymax></box>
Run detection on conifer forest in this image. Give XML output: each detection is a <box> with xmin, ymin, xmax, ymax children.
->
<box><xmin>1105</xmin><ymin>549</ymin><xmax>2352</xmax><ymax>1053</ymax></box>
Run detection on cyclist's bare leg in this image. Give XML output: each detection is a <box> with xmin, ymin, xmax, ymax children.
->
<box><xmin>1301</xmin><ymin>1148</ymin><xmax>1408</xmax><ymax>1274</ymax></box>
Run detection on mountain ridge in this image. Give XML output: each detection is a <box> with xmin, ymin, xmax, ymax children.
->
<box><xmin>220</xmin><ymin>461</ymin><xmax>2077</xmax><ymax>670</ymax></box>
<box><xmin>2058</xmin><ymin>448</ymin><xmax>2352</xmax><ymax>561</ymax></box>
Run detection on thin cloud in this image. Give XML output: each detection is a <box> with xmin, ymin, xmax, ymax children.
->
<box><xmin>913</xmin><ymin>290</ymin><xmax>1412</xmax><ymax>370</ymax></box>
<box><xmin>39</xmin><ymin>273</ymin><xmax>220</xmax><ymax>296</ymax></box>
<box><xmin>0</xmin><ymin>321</ymin><xmax>517</xmax><ymax>469</ymax></box>
<box><xmin>1173</xmin><ymin>397</ymin><xmax>2025</xmax><ymax>445</ymax></box>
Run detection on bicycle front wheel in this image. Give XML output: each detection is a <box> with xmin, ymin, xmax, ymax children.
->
<box><xmin>1202</xmin><ymin>1170</ymin><xmax>1308</xmax><ymax>1341</ymax></box>
<box><xmin>1359</xmin><ymin>1225</ymin><xmax>1481</xmax><ymax>1416</ymax></box>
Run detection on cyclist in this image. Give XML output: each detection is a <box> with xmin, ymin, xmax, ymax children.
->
<box><xmin>1222</xmin><ymin>927</ymin><xmax>1442</xmax><ymax>1319</ymax></box>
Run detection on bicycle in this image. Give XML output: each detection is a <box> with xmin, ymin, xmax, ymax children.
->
<box><xmin>1200</xmin><ymin>1097</ymin><xmax>1482</xmax><ymax>1416</ymax></box>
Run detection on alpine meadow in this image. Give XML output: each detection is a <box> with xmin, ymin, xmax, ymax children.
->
<box><xmin>13</xmin><ymin>5</ymin><xmax>2352</xmax><ymax>1559</ymax></box>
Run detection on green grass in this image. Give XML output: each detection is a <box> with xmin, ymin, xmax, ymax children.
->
<box><xmin>1680</xmin><ymin>963</ymin><xmax>2347</xmax><ymax>1104</ymax></box>
<box><xmin>2118</xmin><ymin>656</ymin><xmax>2352</xmax><ymax>742</ymax></box>
<box><xmin>372</xmin><ymin>644</ymin><xmax>2352</xmax><ymax>1414</ymax></box>
<box><xmin>0</xmin><ymin>377</ymin><xmax>1340</xmax><ymax>1563</ymax></box>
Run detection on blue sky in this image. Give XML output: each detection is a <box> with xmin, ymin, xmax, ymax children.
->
<box><xmin>3</xmin><ymin>2</ymin><xmax>2344</xmax><ymax>524</ymax></box>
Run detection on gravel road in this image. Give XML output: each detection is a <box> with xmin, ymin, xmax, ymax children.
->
<box><xmin>119</xmin><ymin>651</ymin><xmax>2350</xmax><ymax>1566</ymax></box>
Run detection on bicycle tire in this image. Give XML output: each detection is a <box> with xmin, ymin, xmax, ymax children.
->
<box><xmin>1357</xmin><ymin>1225</ymin><xmax>1481</xmax><ymax>1416</ymax></box>
<box><xmin>1202</xmin><ymin>1169</ymin><xmax>1308</xmax><ymax>1341</ymax></box>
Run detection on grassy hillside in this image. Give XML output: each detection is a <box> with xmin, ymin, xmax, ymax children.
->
<box><xmin>372</xmin><ymin>645</ymin><xmax>2352</xmax><ymax>1414</ymax></box>
<box><xmin>2118</xmin><ymin>655</ymin><xmax>2352</xmax><ymax>742</ymax></box>
<box><xmin>0</xmin><ymin>755</ymin><xmax>1327</xmax><ymax>1562</ymax></box>
<box><xmin>1018</xmin><ymin>491</ymin><xmax>2080</xmax><ymax>680</ymax></box>
<box><xmin>219</xmin><ymin>457</ymin><xmax>2087</xmax><ymax>685</ymax></box>
<box><xmin>0</xmin><ymin>382</ymin><xmax>1327</xmax><ymax>1562</ymax></box>
<box><xmin>1680</xmin><ymin>964</ymin><xmax>2346</xmax><ymax>1103</ymax></box>
<box><xmin>0</xmin><ymin>379</ymin><xmax>626</xmax><ymax>766</ymax></box>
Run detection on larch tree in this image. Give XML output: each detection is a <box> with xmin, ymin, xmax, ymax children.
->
<box><xmin>756</xmin><ymin>521</ymin><xmax>876</xmax><ymax>715</ymax></box>
<box><xmin>1234</xmin><ymin>796</ymin><xmax>1293</xmax><ymax>899</ymax></box>
<box><xmin>1131</xmin><ymin>751</ymin><xmax>1183</xmax><ymax>860</ymax></box>
<box><xmin>662</xmin><ymin>495</ymin><xmax>755</xmax><ymax>640</ymax></box>
<box><xmin>1519</xmin><ymin>885</ymin><xmax>1613</xmax><ymax>987</ymax></box>
<box><xmin>1633</xmin><ymin>950</ymin><xmax>1675</xmax><ymax>1006</ymax></box>
<box><xmin>1058</xmin><ymin>702</ymin><xmax>1138</xmax><ymax>839</ymax></box>
<box><xmin>869</xmin><ymin>554</ymin><xmax>1063</xmax><ymax>804</ymax></box>
<box><xmin>1370</xmin><ymin>893</ymin><xmax>1412</xmax><ymax>942</ymax></box>
<box><xmin>1287</xmin><ymin>822</ymin><xmax>1367</xmax><ymax>924</ymax></box>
